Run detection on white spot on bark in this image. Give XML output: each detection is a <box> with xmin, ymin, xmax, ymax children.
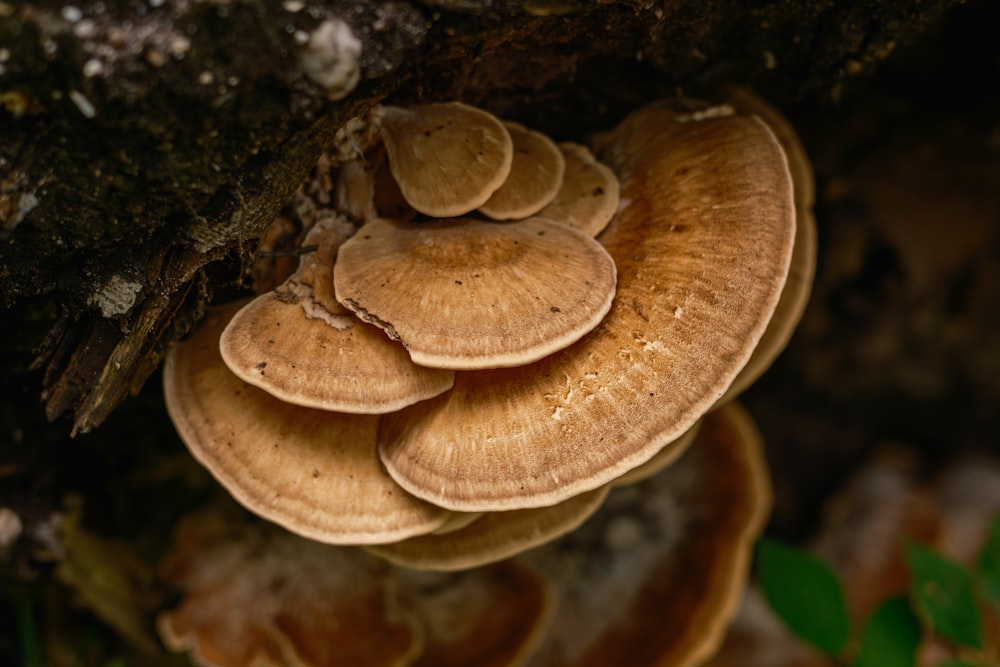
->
<box><xmin>87</xmin><ymin>275</ymin><xmax>142</xmax><ymax>317</ymax></box>
<box><xmin>301</xmin><ymin>18</ymin><xmax>361</xmax><ymax>101</ymax></box>
<box><xmin>68</xmin><ymin>90</ymin><xmax>96</xmax><ymax>118</ymax></box>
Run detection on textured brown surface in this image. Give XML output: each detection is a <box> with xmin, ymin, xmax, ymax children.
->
<box><xmin>379</xmin><ymin>104</ymin><xmax>794</xmax><ymax>511</ymax></box>
<box><xmin>164</xmin><ymin>302</ymin><xmax>449</xmax><ymax>544</ymax></box>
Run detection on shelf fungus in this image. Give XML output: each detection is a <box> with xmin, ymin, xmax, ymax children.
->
<box><xmin>157</xmin><ymin>401</ymin><xmax>769</xmax><ymax>667</ymax></box>
<box><xmin>164</xmin><ymin>91</ymin><xmax>813</xmax><ymax>585</ymax></box>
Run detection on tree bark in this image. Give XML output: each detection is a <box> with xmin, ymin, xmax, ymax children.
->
<box><xmin>0</xmin><ymin>0</ymin><xmax>955</xmax><ymax>433</ymax></box>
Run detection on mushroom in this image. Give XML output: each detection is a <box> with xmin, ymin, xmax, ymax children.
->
<box><xmin>398</xmin><ymin>563</ymin><xmax>553</xmax><ymax>667</ymax></box>
<box><xmin>372</xmin><ymin>102</ymin><xmax>513</xmax><ymax>217</ymax></box>
<box><xmin>164</xmin><ymin>301</ymin><xmax>450</xmax><ymax>544</ymax></box>
<box><xmin>366</xmin><ymin>486</ymin><xmax>610</xmax><ymax>571</ymax></box>
<box><xmin>535</xmin><ymin>142</ymin><xmax>620</xmax><ymax>237</ymax></box>
<box><xmin>157</xmin><ymin>506</ymin><xmax>424</xmax><ymax>667</ymax></box>
<box><xmin>220</xmin><ymin>216</ymin><xmax>454</xmax><ymax>413</ymax></box>
<box><xmin>333</xmin><ymin>216</ymin><xmax>618</xmax><ymax>370</ymax></box>
<box><xmin>520</xmin><ymin>400</ymin><xmax>772</xmax><ymax>667</ymax></box>
<box><xmin>718</xmin><ymin>87</ymin><xmax>818</xmax><ymax>401</ymax></box>
<box><xmin>478</xmin><ymin>121</ymin><xmax>566</xmax><ymax>221</ymax></box>
<box><xmin>611</xmin><ymin>420</ymin><xmax>701</xmax><ymax>488</ymax></box>
<box><xmin>378</xmin><ymin>100</ymin><xmax>795</xmax><ymax>511</ymax></box>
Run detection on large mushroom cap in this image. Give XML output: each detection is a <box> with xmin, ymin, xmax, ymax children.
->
<box><xmin>164</xmin><ymin>301</ymin><xmax>449</xmax><ymax>544</ymax></box>
<box><xmin>720</xmin><ymin>88</ymin><xmax>818</xmax><ymax>401</ymax></box>
<box><xmin>373</xmin><ymin>102</ymin><xmax>513</xmax><ymax>218</ymax></box>
<box><xmin>520</xmin><ymin>401</ymin><xmax>772</xmax><ymax>667</ymax></box>
<box><xmin>379</xmin><ymin>102</ymin><xmax>795</xmax><ymax>511</ymax></box>
<box><xmin>334</xmin><ymin>216</ymin><xmax>617</xmax><ymax>370</ymax></box>
<box><xmin>367</xmin><ymin>486</ymin><xmax>610</xmax><ymax>571</ymax></box>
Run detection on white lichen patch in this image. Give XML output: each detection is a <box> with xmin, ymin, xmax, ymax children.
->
<box><xmin>86</xmin><ymin>274</ymin><xmax>142</xmax><ymax>317</ymax></box>
<box><xmin>300</xmin><ymin>18</ymin><xmax>362</xmax><ymax>100</ymax></box>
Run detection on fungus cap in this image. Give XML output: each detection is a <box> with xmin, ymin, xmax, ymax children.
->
<box><xmin>367</xmin><ymin>486</ymin><xmax>610</xmax><ymax>571</ymax></box>
<box><xmin>611</xmin><ymin>421</ymin><xmax>701</xmax><ymax>488</ymax></box>
<box><xmin>720</xmin><ymin>88</ymin><xmax>817</xmax><ymax>401</ymax></box>
<box><xmin>521</xmin><ymin>401</ymin><xmax>772</xmax><ymax>667</ymax></box>
<box><xmin>399</xmin><ymin>562</ymin><xmax>553</xmax><ymax>667</ymax></box>
<box><xmin>379</xmin><ymin>102</ymin><xmax>795</xmax><ymax>511</ymax></box>
<box><xmin>373</xmin><ymin>102</ymin><xmax>513</xmax><ymax>217</ymax></box>
<box><xmin>478</xmin><ymin>121</ymin><xmax>566</xmax><ymax>220</ymax></box>
<box><xmin>220</xmin><ymin>217</ymin><xmax>453</xmax><ymax>413</ymax></box>
<box><xmin>535</xmin><ymin>142</ymin><xmax>620</xmax><ymax>237</ymax></box>
<box><xmin>334</xmin><ymin>216</ymin><xmax>617</xmax><ymax>370</ymax></box>
<box><xmin>157</xmin><ymin>508</ymin><xmax>423</xmax><ymax>667</ymax></box>
<box><xmin>164</xmin><ymin>302</ymin><xmax>449</xmax><ymax>544</ymax></box>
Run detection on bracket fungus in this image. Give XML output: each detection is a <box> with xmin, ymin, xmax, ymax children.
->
<box><xmin>521</xmin><ymin>401</ymin><xmax>772</xmax><ymax>667</ymax></box>
<box><xmin>373</xmin><ymin>102</ymin><xmax>514</xmax><ymax>217</ymax></box>
<box><xmin>333</xmin><ymin>216</ymin><xmax>617</xmax><ymax>369</ymax></box>
<box><xmin>219</xmin><ymin>216</ymin><xmax>454</xmax><ymax>413</ymax></box>
<box><xmin>478</xmin><ymin>121</ymin><xmax>566</xmax><ymax>221</ymax></box>
<box><xmin>163</xmin><ymin>90</ymin><xmax>812</xmax><ymax>578</ymax></box>
<box><xmin>157</xmin><ymin>508</ymin><xmax>423</xmax><ymax>667</ymax></box>
<box><xmin>164</xmin><ymin>301</ymin><xmax>450</xmax><ymax>545</ymax></box>
<box><xmin>158</xmin><ymin>401</ymin><xmax>769</xmax><ymax>667</ymax></box>
<box><xmin>367</xmin><ymin>485</ymin><xmax>610</xmax><ymax>572</ymax></box>
<box><xmin>379</xmin><ymin>99</ymin><xmax>796</xmax><ymax>512</ymax></box>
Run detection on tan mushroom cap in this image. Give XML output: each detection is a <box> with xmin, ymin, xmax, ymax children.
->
<box><xmin>367</xmin><ymin>486</ymin><xmax>610</xmax><ymax>571</ymax></box>
<box><xmin>334</xmin><ymin>216</ymin><xmax>618</xmax><ymax>370</ymax></box>
<box><xmin>220</xmin><ymin>217</ymin><xmax>453</xmax><ymax>413</ymax></box>
<box><xmin>611</xmin><ymin>420</ymin><xmax>701</xmax><ymax>488</ymax></box>
<box><xmin>220</xmin><ymin>293</ymin><xmax>454</xmax><ymax>413</ymax></box>
<box><xmin>400</xmin><ymin>562</ymin><xmax>553</xmax><ymax>667</ymax></box>
<box><xmin>430</xmin><ymin>511</ymin><xmax>484</xmax><ymax>535</ymax></box>
<box><xmin>164</xmin><ymin>301</ymin><xmax>450</xmax><ymax>544</ymax></box>
<box><xmin>536</xmin><ymin>142</ymin><xmax>620</xmax><ymax>237</ymax></box>
<box><xmin>158</xmin><ymin>507</ymin><xmax>424</xmax><ymax>667</ymax></box>
<box><xmin>373</xmin><ymin>102</ymin><xmax>513</xmax><ymax>217</ymax></box>
<box><xmin>479</xmin><ymin>121</ymin><xmax>566</xmax><ymax>220</ymax></box>
<box><xmin>520</xmin><ymin>401</ymin><xmax>772</xmax><ymax>667</ymax></box>
<box><xmin>721</xmin><ymin>88</ymin><xmax>818</xmax><ymax>401</ymax></box>
<box><xmin>378</xmin><ymin>103</ymin><xmax>795</xmax><ymax>511</ymax></box>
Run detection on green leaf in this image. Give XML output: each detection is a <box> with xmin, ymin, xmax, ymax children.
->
<box><xmin>757</xmin><ymin>538</ymin><xmax>851</xmax><ymax>654</ymax></box>
<box><xmin>933</xmin><ymin>661</ymin><xmax>979</xmax><ymax>667</ymax></box>
<box><xmin>854</xmin><ymin>597</ymin><xmax>920</xmax><ymax>667</ymax></box>
<box><xmin>976</xmin><ymin>515</ymin><xmax>1000</xmax><ymax>608</ymax></box>
<box><xmin>905</xmin><ymin>541</ymin><xmax>983</xmax><ymax>649</ymax></box>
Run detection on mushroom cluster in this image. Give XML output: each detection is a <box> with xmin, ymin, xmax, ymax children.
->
<box><xmin>159</xmin><ymin>401</ymin><xmax>772</xmax><ymax>667</ymax></box>
<box><xmin>164</xmin><ymin>91</ymin><xmax>814</xmax><ymax>569</ymax></box>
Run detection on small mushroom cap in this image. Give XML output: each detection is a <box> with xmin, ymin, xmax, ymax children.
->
<box><xmin>220</xmin><ymin>294</ymin><xmax>454</xmax><ymax>414</ymax></box>
<box><xmin>221</xmin><ymin>216</ymin><xmax>453</xmax><ymax>413</ymax></box>
<box><xmin>535</xmin><ymin>142</ymin><xmax>620</xmax><ymax>237</ymax></box>
<box><xmin>720</xmin><ymin>88</ymin><xmax>818</xmax><ymax>401</ymax></box>
<box><xmin>164</xmin><ymin>301</ymin><xmax>450</xmax><ymax>544</ymax></box>
<box><xmin>157</xmin><ymin>507</ymin><xmax>424</xmax><ymax>667</ymax></box>
<box><xmin>367</xmin><ymin>486</ymin><xmax>610</xmax><ymax>571</ymax></box>
<box><xmin>520</xmin><ymin>401</ymin><xmax>772</xmax><ymax>667</ymax></box>
<box><xmin>374</xmin><ymin>102</ymin><xmax>513</xmax><ymax>217</ymax></box>
<box><xmin>334</xmin><ymin>216</ymin><xmax>617</xmax><ymax>370</ymax></box>
<box><xmin>379</xmin><ymin>103</ymin><xmax>795</xmax><ymax>511</ymax></box>
<box><xmin>479</xmin><ymin>121</ymin><xmax>566</xmax><ymax>220</ymax></box>
<box><xmin>399</xmin><ymin>562</ymin><xmax>553</xmax><ymax>667</ymax></box>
